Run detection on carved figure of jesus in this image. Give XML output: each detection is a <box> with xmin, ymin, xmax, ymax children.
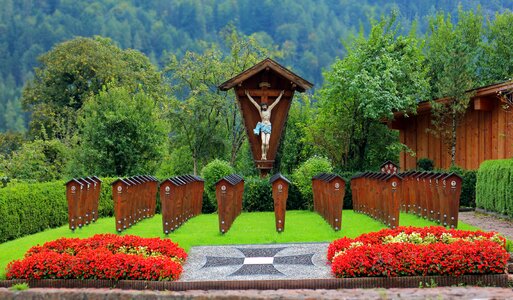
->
<box><xmin>245</xmin><ymin>89</ymin><xmax>285</xmax><ymax>160</ymax></box>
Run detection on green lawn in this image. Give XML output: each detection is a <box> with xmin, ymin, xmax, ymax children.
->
<box><xmin>0</xmin><ymin>210</ymin><xmax>480</xmax><ymax>279</ymax></box>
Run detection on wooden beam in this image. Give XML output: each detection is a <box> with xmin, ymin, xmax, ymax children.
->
<box><xmin>387</xmin><ymin>119</ymin><xmax>406</xmax><ymax>130</ymax></box>
<box><xmin>236</xmin><ymin>89</ymin><xmax>293</xmax><ymax>98</ymax></box>
<box><xmin>474</xmin><ymin>97</ymin><xmax>494</xmax><ymax>111</ymax></box>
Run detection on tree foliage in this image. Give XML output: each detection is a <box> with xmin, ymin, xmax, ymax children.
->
<box><xmin>425</xmin><ymin>8</ymin><xmax>483</xmax><ymax>166</ymax></box>
<box><xmin>312</xmin><ymin>15</ymin><xmax>428</xmax><ymax>170</ymax></box>
<box><xmin>481</xmin><ymin>11</ymin><xmax>513</xmax><ymax>84</ymax></box>
<box><xmin>1</xmin><ymin>3</ymin><xmax>513</xmax><ymax>183</ymax></box>
<box><xmin>75</xmin><ymin>87</ymin><xmax>166</xmax><ymax>176</ymax></box>
<box><xmin>276</xmin><ymin>94</ymin><xmax>315</xmax><ymax>175</ymax></box>
<box><xmin>0</xmin><ymin>139</ymin><xmax>69</xmax><ymax>182</ymax></box>
<box><xmin>21</xmin><ymin>36</ymin><xmax>163</xmax><ymax>140</ymax></box>
<box><xmin>1</xmin><ymin>0</ymin><xmax>509</xmax><ymax>134</ymax></box>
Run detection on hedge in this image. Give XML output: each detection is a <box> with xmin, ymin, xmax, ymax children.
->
<box><xmin>476</xmin><ymin>159</ymin><xmax>513</xmax><ymax>215</ymax></box>
<box><xmin>291</xmin><ymin>156</ymin><xmax>333</xmax><ymax>210</ymax></box>
<box><xmin>0</xmin><ymin>178</ymin><xmax>116</xmax><ymax>244</ymax></box>
<box><xmin>242</xmin><ymin>176</ymin><xmax>273</xmax><ymax>211</ymax></box>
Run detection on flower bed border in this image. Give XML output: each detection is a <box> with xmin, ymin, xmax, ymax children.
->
<box><xmin>0</xmin><ymin>274</ymin><xmax>508</xmax><ymax>290</ymax></box>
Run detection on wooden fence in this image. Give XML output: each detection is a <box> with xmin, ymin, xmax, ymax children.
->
<box><xmin>216</xmin><ymin>174</ymin><xmax>244</xmax><ymax>234</ymax></box>
<box><xmin>160</xmin><ymin>175</ymin><xmax>204</xmax><ymax>234</ymax></box>
<box><xmin>65</xmin><ymin>176</ymin><xmax>102</xmax><ymax>231</ymax></box>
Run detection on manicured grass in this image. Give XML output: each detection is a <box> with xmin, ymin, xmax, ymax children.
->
<box><xmin>0</xmin><ymin>210</ymin><xmax>480</xmax><ymax>279</ymax></box>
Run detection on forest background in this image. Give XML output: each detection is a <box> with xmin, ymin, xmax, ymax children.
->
<box><xmin>1</xmin><ymin>0</ymin><xmax>513</xmax><ymax>192</ymax></box>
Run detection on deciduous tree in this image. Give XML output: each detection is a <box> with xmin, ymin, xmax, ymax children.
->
<box><xmin>75</xmin><ymin>87</ymin><xmax>166</xmax><ymax>176</ymax></box>
<box><xmin>22</xmin><ymin>36</ymin><xmax>163</xmax><ymax>140</ymax></box>
<box><xmin>313</xmin><ymin>15</ymin><xmax>428</xmax><ymax>170</ymax></box>
<box><xmin>425</xmin><ymin>8</ymin><xmax>483</xmax><ymax>166</ymax></box>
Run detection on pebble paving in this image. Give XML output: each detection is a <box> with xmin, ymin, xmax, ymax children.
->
<box><xmin>3</xmin><ymin>287</ymin><xmax>513</xmax><ymax>299</ymax></box>
<box><xmin>180</xmin><ymin>242</ymin><xmax>330</xmax><ymax>281</ymax></box>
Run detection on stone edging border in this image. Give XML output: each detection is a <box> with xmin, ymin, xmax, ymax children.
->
<box><xmin>0</xmin><ymin>275</ymin><xmax>508</xmax><ymax>290</ymax></box>
<box><xmin>474</xmin><ymin>208</ymin><xmax>513</xmax><ymax>220</ymax></box>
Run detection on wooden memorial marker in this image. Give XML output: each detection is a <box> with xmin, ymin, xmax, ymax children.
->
<box><xmin>111</xmin><ymin>178</ymin><xmax>131</xmax><ymax>232</ymax></box>
<box><xmin>65</xmin><ymin>179</ymin><xmax>83</xmax><ymax>232</ymax></box>
<box><xmin>270</xmin><ymin>173</ymin><xmax>291</xmax><ymax>232</ymax></box>
<box><xmin>219</xmin><ymin>58</ymin><xmax>313</xmax><ymax>177</ymax></box>
<box><xmin>380</xmin><ymin>160</ymin><xmax>399</xmax><ymax>175</ymax></box>
<box><xmin>443</xmin><ymin>173</ymin><xmax>462</xmax><ymax>228</ymax></box>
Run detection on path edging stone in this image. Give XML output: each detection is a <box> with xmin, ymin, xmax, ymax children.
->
<box><xmin>0</xmin><ymin>274</ymin><xmax>508</xmax><ymax>290</ymax></box>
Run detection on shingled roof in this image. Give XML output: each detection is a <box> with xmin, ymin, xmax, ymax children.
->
<box><xmin>218</xmin><ymin>58</ymin><xmax>313</xmax><ymax>92</ymax></box>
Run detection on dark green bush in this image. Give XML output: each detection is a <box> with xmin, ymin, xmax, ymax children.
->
<box><xmin>460</xmin><ymin>170</ymin><xmax>477</xmax><ymax>208</ymax></box>
<box><xmin>242</xmin><ymin>176</ymin><xmax>273</xmax><ymax>212</ymax></box>
<box><xmin>448</xmin><ymin>166</ymin><xmax>477</xmax><ymax>208</ymax></box>
<box><xmin>417</xmin><ymin>157</ymin><xmax>434</xmax><ymax>171</ymax></box>
<box><xmin>286</xmin><ymin>180</ymin><xmax>306</xmax><ymax>210</ymax></box>
<box><xmin>200</xmin><ymin>159</ymin><xmax>234</xmax><ymax>213</ymax></box>
<box><xmin>0</xmin><ymin>177</ymin><xmax>116</xmax><ymax>243</ymax></box>
<box><xmin>338</xmin><ymin>171</ymin><xmax>359</xmax><ymax>209</ymax></box>
<box><xmin>476</xmin><ymin>159</ymin><xmax>513</xmax><ymax>215</ymax></box>
<box><xmin>0</xmin><ymin>176</ymin><xmax>9</xmax><ymax>188</ymax></box>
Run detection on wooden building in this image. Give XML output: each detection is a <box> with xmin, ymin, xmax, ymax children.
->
<box><xmin>388</xmin><ymin>80</ymin><xmax>513</xmax><ymax>170</ymax></box>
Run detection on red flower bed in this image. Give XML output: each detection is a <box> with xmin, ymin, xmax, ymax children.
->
<box><xmin>6</xmin><ymin>234</ymin><xmax>187</xmax><ymax>281</ymax></box>
<box><xmin>328</xmin><ymin>226</ymin><xmax>508</xmax><ymax>278</ymax></box>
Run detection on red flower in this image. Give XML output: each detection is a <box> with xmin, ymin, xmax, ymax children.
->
<box><xmin>328</xmin><ymin>226</ymin><xmax>508</xmax><ymax>278</ymax></box>
<box><xmin>7</xmin><ymin>234</ymin><xmax>186</xmax><ymax>281</ymax></box>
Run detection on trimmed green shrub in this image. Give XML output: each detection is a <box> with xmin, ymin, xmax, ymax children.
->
<box><xmin>476</xmin><ymin>159</ymin><xmax>513</xmax><ymax>215</ymax></box>
<box><xmin>0</xmin><ymin>177</ymin><xmax>116</xmax><ymax>243</ymax></box>
<box><xmin>286</xmin><ymin>181</ymin><xmax>305</xmax><ymax>210</ymax></box>
<box><xmin>460</xmin><ymin>169</ymin><xmax>477</xmax><ymax>208</ymax></box>
<box><xmin>200</xmin><ymin>159</ymin><xmax>235</xmax><ymax>213</ymax></box>
<box><xmin>243</xmin><ymin>176</ymin><xmax>273</xmax><ymax>212</ymax></box>
<box><xmin>338</xmin><ymin>171</ymin><xmax>359</xmax><ymax>209</ymax></box>
<box><xmin>292</xmin><ymin>156</ymin><xmax>333</xmax><ymax>210</ymax></box>
<box><xmin>417</xmin><ymin>158</ymin><xmax>434</xmax><ymax>171</ymax></box>
<box><xmin>447</xmin><ymin>166</ymin><xmax>477</xmax><ymax>208</ymax></box>
<box><xmin>97</xmin><ymin>177</ymin><xmax>116</xmax><ymax>217</ymax></box>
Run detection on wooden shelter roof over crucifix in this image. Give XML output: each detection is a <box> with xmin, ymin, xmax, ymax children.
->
<box><xmin>219</xmin><ymin>58</ymin><xmax>313</xmax><ymax>92</ymax></box>
<box><xmin>219</xmin><ymin>58</ymin><xmax>313</xmax><ymax>177</ymax></box>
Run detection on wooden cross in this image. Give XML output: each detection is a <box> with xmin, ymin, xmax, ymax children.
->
<box><xmin>237</xmin><ymin>88</ymin><xmax>293</xmax><ymax>105</ymax></box>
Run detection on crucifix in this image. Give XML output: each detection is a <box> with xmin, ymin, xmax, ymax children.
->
<box><xmin>245</xmin><ymin>84</ymin><xmax>285</xmax><ymax>160</ymax></box>
<box><xmin>219</xmin><ymin>58</ymin><xmax>313</xmax><ymax>177</ymax></box>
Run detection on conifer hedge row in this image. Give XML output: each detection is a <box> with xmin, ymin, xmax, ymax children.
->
<box><xmin>0</xmin><ymin>178</ymin><xmax>116</xmax><ymax>243</ymax></box>
<box><xmin>476</xmin><ymin>159</ymin><xmax>513</xmax><ymax>215</ymax></box>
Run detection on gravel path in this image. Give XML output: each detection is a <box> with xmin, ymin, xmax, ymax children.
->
<box><xmin>459</xmin><ymin>211</ymin><xmax>513</xmax><ymax>240</ymax></box>
<box><xmin>181</xmin><ymin>242</ymin><xmax>330</xmax><ymax>281</ymax></box>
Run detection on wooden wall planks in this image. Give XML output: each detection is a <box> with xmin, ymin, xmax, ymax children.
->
<box><xmin>398</xmin><ymin>100</ymin><xmax>511</xmax><ymax>170</ymax></box>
